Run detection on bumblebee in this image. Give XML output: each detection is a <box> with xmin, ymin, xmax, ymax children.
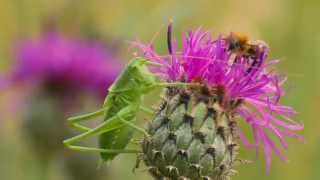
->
<box><xmin>225</xmin><ymin>32</ymin><xmax>267</xmax><ymax>58</ymax></box>
<box><xmin>225</xmin><ymin>32</ymin><xmax>268</xmax><ymax>73</ymax></box>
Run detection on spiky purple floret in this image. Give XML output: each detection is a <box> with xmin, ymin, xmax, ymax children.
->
<box><xmin>3</xmin><ymin>31</ymin><xmax>120</xmax><ymax>97</ymax></box>
<box><xmin>132</xmin><ymin>24</ymin><xmax>303</xmax><ymax>172</ymax></box>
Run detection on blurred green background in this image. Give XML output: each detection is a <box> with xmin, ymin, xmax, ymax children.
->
<box><xmin>0</xmin><ymin>0</ymin><xmax>319</xmax><ymax>180</ymax></box>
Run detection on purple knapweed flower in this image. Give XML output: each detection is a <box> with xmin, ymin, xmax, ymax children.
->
<box><xmin>133</xmin><ymin>23</ymin><xmax>304</xmax><ymax>175</ymax></box>
<box><xmin>0</xmin><ymin>30</ymin><xmax>121</xmax><ymax>180</ymax></box>
<box><xmin>2</xmin><ymin>31</ymin><xmax>120</xmax><ymax>98</ymax></box>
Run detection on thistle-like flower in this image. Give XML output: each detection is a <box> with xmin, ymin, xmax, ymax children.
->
<box><xmin>132</xmin><ymin>23</ymin><xmax>303</xmax><ymax>179</ymax></box>
<box><xmin>6</xmin><ymin>31</ymin><xmax>120</xmax><ymax>97</ymax></box>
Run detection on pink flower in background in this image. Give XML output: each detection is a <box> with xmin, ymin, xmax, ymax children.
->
<box><xmin>3</xmin><ymin>31</ymin><xmax>121</xmax><ymax>97</ymax></box>
<box><xmin>132</xmin><ymin>23</ymin><xmax>304</xmax><ymax>172</ymax></box>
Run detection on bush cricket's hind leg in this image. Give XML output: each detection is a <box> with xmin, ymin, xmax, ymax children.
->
<box><xmin>67</xmin><ymin>107</ymin><xmax>108</xmax><ymax>132</ymax></box>
<box><xmin>63</xmin><ymin>105</ymin><xmax>146</xmax><ymax>154</ymax></box>
<box><xmin>63</xmin><ymin>144</ymin><xmax>139</xmax><ymax>154</ymax></box>
<box><xmin>68</xmin><ymin>107</ymin><xmax>108</xmax><ymax>122</ymax></box>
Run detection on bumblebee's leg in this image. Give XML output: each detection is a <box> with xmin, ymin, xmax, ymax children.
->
<box><xmin>67</xmin><ymin>107</ymin><xmax>108</xmax><ymax>132</ymax></box>
<box><xmin>63</xmin><ymin>106</ymin><xmax>139</xmax><ymax>153</ymax></box>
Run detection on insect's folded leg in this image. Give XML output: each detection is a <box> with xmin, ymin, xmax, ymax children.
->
<box><xmin>67</xmin><ymin>107</ymin><xmax>108</xmax><ymax>132</ymax></box>
<box><xmin>140</xmin><ymin>106</ymin><xmax>154</xmax><ymax>115</ymax></box>
<box><xmin>117</xmin><ymin>116</ymin><xmax>150</xmax><ymax>137</ymax></box>
<box><xmin>63</xmin><ymin>106</ymin><xmax>140</xmax><ymax>154</ymax></box>
<box><xmin>68</xmin><ymin>107</ymin><xmax>108</xmax><ymax>122</ymax></box>
<box><xmin>64</xmin><ymin>144</ymin><xmax>139</xmax><ymax>154</ymax></box>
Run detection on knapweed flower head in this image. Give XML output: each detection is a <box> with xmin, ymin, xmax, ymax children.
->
<box><xmin>3</xmin><ymin>30</ymin><xmax>120</xmax><ymax>97</ymax></box>
<box><xmin>133</xmin><ymin>23</ymin><xmax>303</xmax><ymax>174</ymax></box>
<box><xmin>0</xmin><ymin>30</ymin><xmax>120</xmax><ymax>180</ymax></box>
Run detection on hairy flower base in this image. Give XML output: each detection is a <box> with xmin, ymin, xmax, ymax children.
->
<box><xmin>142</xmin><ymin>86</ymin><xmax>239</xmax><ymax>180</ymax></box>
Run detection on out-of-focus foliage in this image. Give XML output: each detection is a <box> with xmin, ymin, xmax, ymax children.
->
<box><xmin>0</xmin><ymin>0</ymin><xmax>319</xmax><ymax>180</ymax></box>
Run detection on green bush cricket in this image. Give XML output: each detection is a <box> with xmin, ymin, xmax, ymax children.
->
<box><xmin>63</xmin><ymin>57</ymin><xmax>195</xmax><ymax>161</ymax></box>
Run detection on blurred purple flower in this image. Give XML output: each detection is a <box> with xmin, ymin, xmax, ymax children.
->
<box><xmin>3</xmin><ymin>31</ymin><xmax>121</xmax><ymax>97</ymax></box>
<box><xmin>132</xmin><ymin>23</ymin><xmax>304</xmax><ymax>172</ymax></box>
